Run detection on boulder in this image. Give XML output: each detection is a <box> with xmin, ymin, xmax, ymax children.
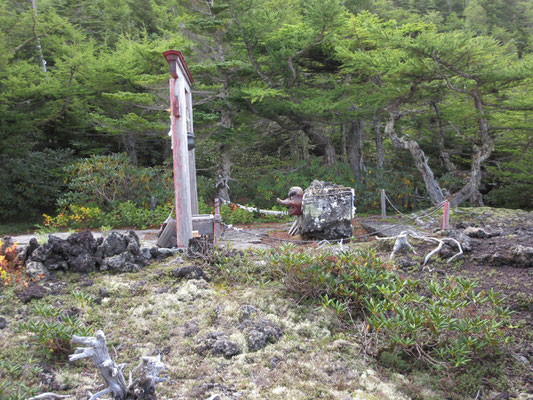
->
<box><xmin>170</xmin><ymin>265</ymin><xmax>210</xmax><ymax>281</ymax></box>
<box><xmin>301</xmin><ymin>180</ymin><xmax>354</xmax><ymax>240</ymax></box>
<box><xmin>25</xmin><ymin>260</ymin><xmax>50</xmax><ymax>280</ymax></box>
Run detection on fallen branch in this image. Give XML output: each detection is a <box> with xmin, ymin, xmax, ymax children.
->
<box><xmin>27</xmin><ymin>394</ymin><xmax>71</xmax><ymax>400</ymax></box>
<box><xmin>377</xmin><ymin>231</ymin><xmax>463</xmax><ymax>265</ymax></box>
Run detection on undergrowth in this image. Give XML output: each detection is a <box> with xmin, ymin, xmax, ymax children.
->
<box><xmin>265</xmin><ymin>244</ymin><xmax>511</xmax><ymax>369</ymax></box>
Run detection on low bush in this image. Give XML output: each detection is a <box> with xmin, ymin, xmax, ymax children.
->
<box><xmin>16</xmin><ymin>303</ymin><xmax>93</xmax><ymax>360</ymax></box>
<box><xmin>0</xmin><ymin>239</ymin><xmax>26</xmax><ymax>288</ymax></box>
<box><xmin>57</xmin><ymin>153</ymin><xmax>173</xmax><ymax>210</ymax></box>
<box><xmin>267</xmin><ymin>244</ymin><xmax>511</xmax><ymax>369</ymax></box>
<box><xmin>42</xmin><ymin>201</ymin><xmax>174</xmax><ymax>230</ymax></box>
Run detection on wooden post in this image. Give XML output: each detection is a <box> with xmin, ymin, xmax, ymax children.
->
<box><xmin>442</xmin><ymin>200</ymin><xmax>450</xmax><ymax>230</ymax></box>
<box><xmin>170</xmin><ymin>78</ymin><xmax>193</xmax><ymax>248</ymax></box>
<box><xmin>214</xmin><ymin>197</ymin><xmax>220</xmax><ymax>246</ymax></box>
<box><xmin>186</xmin><ymin>89</ymin><xmax>199</xmax><ymax>215</ymax></box>
<box><xmin>164</xmin><ymin>50</ymin><xmax>195</xmax><ymax>249</ymax></box>
<box><xmin>381</xmin><ymin>189</ymin><xmax>386</xmax><ymax>218</ymax></box>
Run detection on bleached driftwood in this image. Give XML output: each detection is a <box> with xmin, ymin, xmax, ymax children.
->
<box><xmin>377</xmin><ymin>231</ymin><xmax>463</xmax><ymax>265</ymax></box>
<box><xmin>27</xmin><ymin>394</ymin><xmax>71</xmax><ymax>400</ymax></box>
<box><xmin>67</xmin><ymin>330</ymin><xmax>167</xmax><ymax>400</ymax></box>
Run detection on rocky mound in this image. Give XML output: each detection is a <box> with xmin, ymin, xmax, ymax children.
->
<box><xmin>15</xmin><ymin>230</ymin><xmax>177</xmax><ymax>280</ymax></box>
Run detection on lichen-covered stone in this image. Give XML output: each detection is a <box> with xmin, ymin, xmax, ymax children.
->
<box><xmin>197</xmin><ymin>331</ymin><xmax>241</xmax><ymax>358</ymax></box>
<box><xmin>238</xmin><ymin>318</ymin><xmax>283</xmax><ymax>352</ymax></box>
<box><xmin>301</xmin><ymin>180</ymin><xmax>354</xmax><ymax>240</ymax></box>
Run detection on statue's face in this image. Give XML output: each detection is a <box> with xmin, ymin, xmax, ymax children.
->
<box><xmin>288</xmin><ymin>186</ymin><xmax>303</xmax><ymax>198</ymax></box>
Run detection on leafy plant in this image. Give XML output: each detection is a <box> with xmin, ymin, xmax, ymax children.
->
<box><xmin>16</xmin><ymin>304</ymin><xmax>93</xmax><ymax>360</ymax></box>
<box><xmin>57</xmin><ymin>153</ymin><xmax>173</xmax><ymax>211</ymax></box>
<box><xmin>0</xmin><ymin>239</ymin><xmax>25</xmax><ymax>287</ymax></box>
<box><xmin>267</xmin><ymin>245</ymin><xmax>511</xmax><ymax>369</ymax></box>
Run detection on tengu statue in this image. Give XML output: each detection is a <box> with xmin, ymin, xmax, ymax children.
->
<box><xmin>277</xmin><ymin>187</ymin><xmax>303</xmax><ymax>235</ymax></box>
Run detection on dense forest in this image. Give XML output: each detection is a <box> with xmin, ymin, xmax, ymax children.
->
<box><xmin>1</xmin><ymin>0</ymin><xmax>532</xmax><ymax>225</ymax></box>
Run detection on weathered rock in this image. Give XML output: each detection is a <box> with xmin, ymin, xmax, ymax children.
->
<box><xmin>239</xmin><ymin>319</ymin><xmax>283</xmax><ymax>352</ymax></box>
<box><xmin>448</xmin><ymin>230</ymin><xmax>472</xmax><ymax>252</ymax></box>
<box><xmin>156</xmin><ymin>247</ymin><xmax>180</xmax><ymax>258</ymax></box>
<box><xmin>66</xmin><ymin>231</ymin><xmax>98</xmax><ymax>256</ymax></box>
<box><xmin>95</xmin><ymin>232</ymin><xmax>130</xmax><ymax>258</ymax></box>
<box><xmin>100</xmin><ymin>252</ymin><xmax>144</xmax><ymax>272</ymax></box>
<box><xmin>464</xmin><ymin>226</ymin><xmax>489</xmax><ymax>238</ymax></box>
<box><xmin>512</xmin><ymin>245</ymin><xmax>533</xmax><ymax>268</ymax></box>
<box><xmin>16</xmin><ymin>282</ymin><xmax>47</xmax><ymax>303</ymax></box>
<box><xmin>70</xmin><ymin>253</ymin><xmax>97</xmax><ymax>273</ymax></box>
<box><xmin>301</xmin><ymin>180</ymin><xmax>354</xmax><ymax>240</ymax></box>
<box><xmin>170</xmin><ymin>266</ymin><xmax>209</xmax><ymax>281</ymax></box>
<box><xmin>239</xmin><ymin>304</ymin><xmax>257</xmax><ymax>321</ymax></box>
<box><xmin>184</xmin><ymin>319</ymin><xmax>200</xmax><ymax>337</ymax></box>
<box><xmin>30</xmin><ymin>241</ymin><xmax>54</xmax><ymax>262</ymax></box>
<box><xmin>25</xmin><ymin>260</ymin><xmax>50</xmax><ymax>280</ymax></box>
<box><xmin>25</xmin><ymin>231</ymin><xmax>152</xmax><ymax>278</ymax></box>
<box><xmin>197</xmin><ymin>331</ymin><xmax>241</xmax><ymax>358</ymax></box>
<box><xmin>19</xmin><ymin>238</ymin><xmax>39</xmax><ymax>264</ymax></box>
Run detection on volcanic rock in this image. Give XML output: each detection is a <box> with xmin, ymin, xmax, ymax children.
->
<box><xmin>301</xmin><ymin>180</ymin><xmax>354</xmax><ymax>240</ymax></box>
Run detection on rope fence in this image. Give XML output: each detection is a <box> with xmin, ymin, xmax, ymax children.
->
<box><xmin>216</xmin><ymin>189</ymin><xmax>449</xmax><ymax>247</ymax></box>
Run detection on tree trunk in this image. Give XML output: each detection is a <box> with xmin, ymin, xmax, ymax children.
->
<box><xmin>431</xmin><ymin>101</ymin><xmax>457</xmax><ymax>174</ymax></box>
<box><xmin>123</xmin><ymin>133</ymin><xmax>138</xmax><ymax>165</ymax></box>
<box><xmin>30</xmin><ymin>0</ymin><xmax>47</xmax><ymax>73</ymax></box>
<box><xmin>347</xmin><ymin>120</ymin><xmax>365</xmax><ymax>182</ymax></box>
<box><xmin>444</xmin><ymin>89</ymin><xmax>494</xmax><ymax>207</ymax></box>
<box><xmin>215</xmin><ymin>144</ymin><xmax>232</xmax><ymax>202</ymax></box>
<box><xmin>302</xmin><ymin>125</ymin><xmax>337</xmax><ymax>167</ymax></box>
<box><xmin>340</xmin><ymin>124</ymin><xmax>348</xmax><ymax>163</ymax></box>
<box><xmin>374</xmin><ymin>116</ymin><xmax>385</xmax><ymax>169</ymax></box>
<box><xmin>448</xmin><ymin>89</ymin><xmax>493</xmax><ymax>207</ymax></box>
<box><xmin>385</xmin><ymin>113</ymin><xmax>446</xmax><ymax>205</ymax></box>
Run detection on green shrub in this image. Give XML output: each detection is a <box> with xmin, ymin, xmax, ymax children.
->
<box><xmin>43</xmin><ymin>201</ymin><xmax>174</xmax><ymax>230</ymax></box>
<box><xmin>0</xmin><ymin>149</ymin><xmax>74</xmax><ymax>222</ymax></box>
<box><xmin>16</xmin><ymin>303</ymin><xmax>93</xmax><ymax>360</ymax></box>
<box><xmin>57</xmin><ymin>153</ymin><xmax>173</xmax><ymax>210</ymax></box>
<box><xmin>267</xmin><ymin>245</ymin><xmax>511</xmax><ymax>368</ymax></box>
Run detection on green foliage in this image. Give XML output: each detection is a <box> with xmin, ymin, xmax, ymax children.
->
<box><xmin>43</xmin><ymin>201</ymin><xmax>173</xmax><ymax>230</ymax></box>
<box><xmin>58</xmin><ymin>153</ymin><xmax>173</xmax><ymax>210</ymax></box>
<box><xmin>0</xmin><ymin>149</ymin><xmax>73</xmax><ymax>222</ymax></box>
<box><xmin>16</xmin><ymin>303</ymin><xmax>93</xmax><ymax>360</ymax></box>
<box><xmin>267</xmin><ymin>245</ymin><xmax>510</xmax><ymax>368</ymax></box>
<box><xmin>219</xmin><ymin>204</ymin><xmax>254</xmax><ymax>225</ymax></box>
<box><xmin>230</xmin><ymin>157</ymin><xmax>426</xmax><ymax>212</ymax></box>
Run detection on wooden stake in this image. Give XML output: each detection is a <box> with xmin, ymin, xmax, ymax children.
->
<box><xmin>214</xmin><ymin>197</ymin><xmax>220</xmax><ymax>246</ymax></box>
<box><xmin>442</xmin><ymin>200</ymin><xmax>450</xmax><ymax>230</ymax></box>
